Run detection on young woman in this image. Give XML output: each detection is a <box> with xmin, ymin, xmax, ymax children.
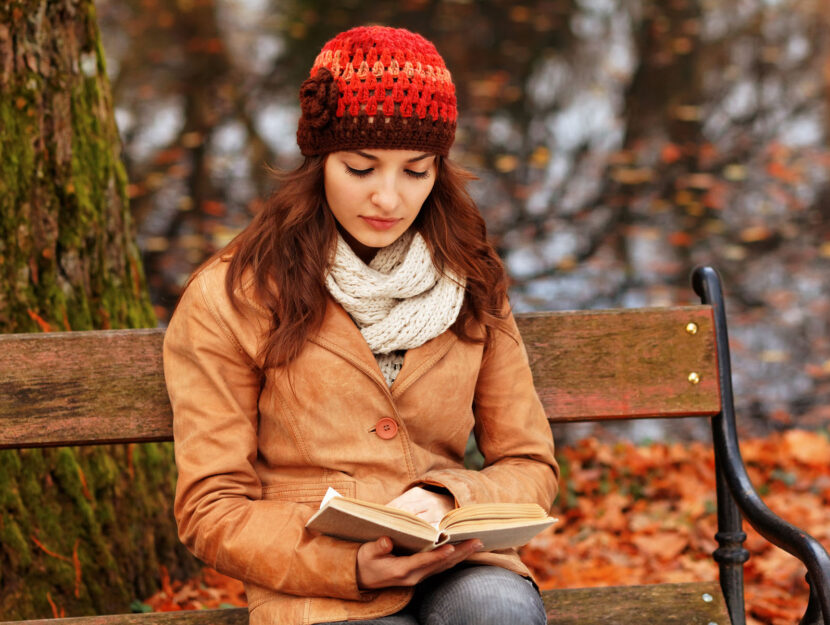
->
<box><xmin>163</xmin><ymin>25</ymin><xmax>558</xmax><ymax>625</ymax></box>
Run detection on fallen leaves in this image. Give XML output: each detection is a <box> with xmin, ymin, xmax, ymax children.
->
<box><xmin>140</xmin><ymin>431</ymin><xmax>830</xmax><ymax>625</ymax></box>
<box><xmin>138</xmin><ymin>565</ymin><xmax>246</xmax><ymax>612</ymax></box>
<box><xmin>779</xmin><ymin>428</ymin><xmax>830</xmax><ymax>465</ymax></box>
<box><xmin>631</xmin><ymin>530</ymin><xmax>688</xmax><ymax>561</ymax></box>
<box><xmin>520</xmin><ymin>430</ymin><xmax>830</xmax><ymax>625</ymax></box>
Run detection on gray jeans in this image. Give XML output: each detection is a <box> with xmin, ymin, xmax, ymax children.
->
<box><xmin>319</xmin><ymin>565</ymin><xmax>547</xmax><ymax>625</ymax></box>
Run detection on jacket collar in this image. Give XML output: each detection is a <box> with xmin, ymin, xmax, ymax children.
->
<box><xmin>308</xmin><ymin>297</ymin><xmax>457</xmax><ymax>398</ymax></box>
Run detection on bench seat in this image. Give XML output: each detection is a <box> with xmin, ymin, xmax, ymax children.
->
<box><xmin>542</xmin><ymin>581</ymin><xmax>729</xmax><ymax>624</ymax></box>
<box><xmin>10</xmin><ymin>581</ymin><xmax>729</xmax><ymax>625</ymax></box>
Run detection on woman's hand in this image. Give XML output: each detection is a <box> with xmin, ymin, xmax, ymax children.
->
<box><xmin>386</xmin><ymin>486</ymin><xmax>454</xmax><ymax>525</ymax></box>
<box><xmin>355</xmin><ymin>486</ymin><xmax>473</xmax><ymax>589</ymax></box>
<box><xmin>356</xmin><ymin>537</ymin><xmax>482</xmax><ymax>589</ymax></box>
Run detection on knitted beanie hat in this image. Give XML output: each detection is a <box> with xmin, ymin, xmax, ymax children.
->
<box><xmin>296</xmin><ymin>26</ymin><xmax>457</xmax><ymax>156</ymax></box>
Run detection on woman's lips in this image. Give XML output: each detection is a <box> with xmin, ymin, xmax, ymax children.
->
<box><xmin>360</xmin><ymin>216</ymin><xmax>401</xmax><ymax>231</ymax></box>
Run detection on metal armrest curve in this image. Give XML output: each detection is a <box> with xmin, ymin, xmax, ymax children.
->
<box><xmin>692</xmin><ymin>265</ymin><xmax>830</xmax><ymax>624</ymax></box>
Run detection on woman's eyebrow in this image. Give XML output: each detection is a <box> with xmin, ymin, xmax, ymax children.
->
<box><xmin>406</xmin><ymin>153</ymin><xmax>434</xmax><ymax>163</ymax></box>
<box><xmin>348</xmin><ymin>150</ymin><xmax>433</xmax><ymax>163</ymax></box>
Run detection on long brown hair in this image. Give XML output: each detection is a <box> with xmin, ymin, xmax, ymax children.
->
<box><xmin>218</xmin><ymin>155</ymin><xmax>509</xmax><ymax>369</ymax></box>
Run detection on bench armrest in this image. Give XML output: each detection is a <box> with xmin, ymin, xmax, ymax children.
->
<box><xmin>693</xmin><ymin>266</ymin><xmax>830</xmax><ymax>625</ymax></box>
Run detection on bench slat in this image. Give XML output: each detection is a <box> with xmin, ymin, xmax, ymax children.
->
<box><xmin>6</xmin><ymin>582</ymin><xmax>729</xmax><ymax>624</ymax></box>
<box><xmin>0</xmin><ymin>306</ymin><xmax>721</xmax><ymax>449</ymax></box>
<box><xmin>6</xmin><ymin>608</ymin><xmax>248</xmax><ymax>625</ymax></box>
<box><xmin>518</xmin><ymin>306</ymin><xmax>721</xmax><ymax>422</ymax></box>
<box><xmin>0</xmin><ymin>329</ymin><xmax>171</xmax><ymax>448</ymax></box>
<box><xmin>541</xmin><ymin>581</ymin><xmax>730</xmax><ymax>624</ymax></box>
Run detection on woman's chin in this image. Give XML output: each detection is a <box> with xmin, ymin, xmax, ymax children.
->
<box><xmin>352</xmin><ymin>228</ymin><xmax>407</xmax><ymax>250</ymax></box>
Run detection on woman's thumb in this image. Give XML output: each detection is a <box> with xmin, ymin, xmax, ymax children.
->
<box><xmin>374</xmin><ymin>536</ymin><xmax>393</xmax><ymax>554</ymax></box>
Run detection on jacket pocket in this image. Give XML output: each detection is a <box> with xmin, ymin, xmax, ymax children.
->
<box><xmin>261</xmin><ymin>479</ymin><xmax>356</xmax><ymax>506</ymax></box>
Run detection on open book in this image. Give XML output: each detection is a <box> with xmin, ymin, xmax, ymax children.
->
<box><xmin>305</xmin><ymin>488</ymin><xmax>557</xmax><ymax>553</ymax></box>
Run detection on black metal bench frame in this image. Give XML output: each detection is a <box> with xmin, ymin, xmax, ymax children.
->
<box><xmin>695</xmin><ymin>267</ymin><xmax>830</xmax><ymax>625</ymax></box>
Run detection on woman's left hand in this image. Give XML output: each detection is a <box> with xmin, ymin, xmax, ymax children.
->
<box><xmin>387</xmin><ymin>486</ymin><xmax>454</xmax><ymax>525</ymax></box>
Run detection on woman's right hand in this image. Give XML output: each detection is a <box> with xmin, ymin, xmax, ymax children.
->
<box><xmin>356</xmin><ymin>537</ymin><xmax>482</xmax><ymax>589</ymax></box>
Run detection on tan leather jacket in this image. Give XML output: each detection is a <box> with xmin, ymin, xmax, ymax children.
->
<box><xmin>163</xmin><ymin>257</ymin><xmax>559</xmax><ymax>625</ymax></box>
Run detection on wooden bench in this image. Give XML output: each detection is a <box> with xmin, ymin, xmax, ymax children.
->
<box><xmin>2</xmin><ymin>266</ymin><xmax>829</xmax><ymax>625</ymax></box>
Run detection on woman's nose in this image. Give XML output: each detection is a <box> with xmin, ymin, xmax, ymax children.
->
<box><xmin>370</xmin><ymin>179</ymin><xmax>401</xmax><ymax>212</ymax></box>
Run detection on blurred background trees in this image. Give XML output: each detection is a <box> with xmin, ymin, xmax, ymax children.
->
<box><xmin>97</xmin><ymin>0</ymin><xmax>830</xmax><ymax>441</ymax></box>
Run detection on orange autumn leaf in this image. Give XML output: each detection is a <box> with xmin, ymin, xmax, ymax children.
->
<box><xmin>703</xmin><ymin>182</ymin><xmax>728</xmax><ymax>210</ymax></box>
<box><xmin>144</xmin><ymin>566</ymin><xmax>247</xmax><ymax>611</ymax></box>
<box><xmin>740</xmin><ymin>225</ymin><xmax>774</xmax><ymax>243</ymax></box>
<box><xmin>201</xmin><ymin>200</ymin><xmax>227</xmax><ymax>217</ymax></box>
<box><xmin>31</xmin><ymin>535</ymin><xmax>72</xmax><ymax>563</ymax></box>
<box><xmin>160</xmin><ymin>565</ymin><xmax>174</xmax><ymax>597</ymax></box>
<box><xmin>766</xmin><ymin>160</ymin><xmax>802</xmax><ymax>184</ymax></box>
<box><xmin>631</xmin><ymin>531</ymin><xmax>690</xmax><ymax>561</ymax></box>
<box><xmin>153</xmin><ymin>147</ymin><xmax>185</xmax><ymax>166</ymax></box>
<box><xmin>72</xmin><ymin>540</ymin><xmax>82</xmax><ymax>598</ymax></box>
<box><xmin>46</xmin><ymin>592</ymin><xmax>61</xmax><ymax>619</ymax></box>
<box><xmin>660</xmin><ymin>142</ymin><xmax>683</xmax><ymax>164</ymax></box>
<box><xmin>27</xmin><ymin>309</ymin><xmax>52</xmax><ymax>332</ymax></box>
<box><xmin>781</xmin><ymin>429</ymin><xmax>830</xmax><ymax>465</ymax></box>
<box><xmin>668</xmin><ymin>231</ymin><xmax>693</xmax><ymax>247</ymax></box>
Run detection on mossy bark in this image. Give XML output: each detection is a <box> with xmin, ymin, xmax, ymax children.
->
<box><xmin>0</xmin><ymin>1</ymin><xmax>198</xmax><ymax>618</ymax></box>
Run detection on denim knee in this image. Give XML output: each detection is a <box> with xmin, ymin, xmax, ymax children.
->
<box><xmin>419</xmin><ymin>565</ymin><xmax>546</xmax><ymax>625</ymax></box>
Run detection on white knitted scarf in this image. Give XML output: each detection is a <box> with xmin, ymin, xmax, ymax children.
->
<box><xmin>325</xmin><ymin>231</ymin><xmax>466</xmax><ymax>386</ymax></box>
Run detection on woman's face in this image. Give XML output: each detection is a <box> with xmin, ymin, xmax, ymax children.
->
<box><xmin>324</xmin><ymin>149</ymin><xmax>438</xmax><ymax>263</ymax></box>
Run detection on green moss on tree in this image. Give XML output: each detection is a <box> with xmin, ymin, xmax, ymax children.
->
<box><xmin>0</xmin><ymin>0</ymin><xmax>199</xmax><ymax>618</ymax></box>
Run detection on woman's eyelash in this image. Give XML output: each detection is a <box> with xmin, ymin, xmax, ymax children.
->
<box><xmin>344</xmin><ymin>166</ymin><xmax>431</xmax><ymax>180</ymax></box>
<box><xmin>406</xmin><ymin>169</ymin><xmax>430</xmax><ymax>179</ymax></box>
<box><xmin>345</xmin><ymin>165</ymin><xmax>372</xmax><ymax>177</ymax></box>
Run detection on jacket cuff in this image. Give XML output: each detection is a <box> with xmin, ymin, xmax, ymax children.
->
<box><xmin>306</xmin><ymin>535</ymin><xmax>371</xmax><ymax>601</ymax></box>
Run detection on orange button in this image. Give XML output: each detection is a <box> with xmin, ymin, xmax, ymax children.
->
<box><xmin>375</xmin><ymin>418</ymin><xmax>398</xmax><ymax>440</ymax></box>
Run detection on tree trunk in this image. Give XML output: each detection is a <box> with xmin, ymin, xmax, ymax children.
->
<box><xmin>0</xmin><ymin>1</ymin><xmax>198</xmax><ymax>618</ymax></box>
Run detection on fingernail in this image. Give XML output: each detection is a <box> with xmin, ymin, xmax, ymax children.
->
<box><xmin>444</xmin><ymin>545</ymin><xmax>455</xmax><ymax>554</ymax></box>
<box><xmin>473</xmin><ymin>541</ymin><xmax>484</xmax><ymax>551</ymax></box>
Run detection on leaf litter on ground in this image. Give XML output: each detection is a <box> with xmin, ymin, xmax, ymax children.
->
<box><xmin>142</xmin><ymin>429</ymin><xmax>830</xmax><ymax>625</ymax></box>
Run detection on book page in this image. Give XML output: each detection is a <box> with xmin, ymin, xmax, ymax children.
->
<box><xmin>444</xmin><ymin>518</ymin><xmax>556</xmax><ymax>551</ymax></box>
<box><xmin>439</xmin><ymin>503</ymin><xmax>550</xmax><ymax>531</ymax></box>
<box><xmin>306</xmin><ymin>496</ymin><xmax>441</xmax><ymax>552</ymax></box>
<box><xmin>327</xmin><ymin>496</ymin><xmax>436</xmax><ymax>534</ymax></box>
<box><xmin>320</xmin><ymin>487</ymin><xmax>343</xmax><ymax>508</ymax></box>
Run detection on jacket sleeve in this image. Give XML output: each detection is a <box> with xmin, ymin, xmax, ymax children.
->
<box><xmin>164</xmin><ymin>271</ymin><xmax>367</xmax><ymax>600</ymax></box>
<box><xmin>412</xmin><ymin>310</ymin><xmax>559</xmax><ymax>512</ymax></box>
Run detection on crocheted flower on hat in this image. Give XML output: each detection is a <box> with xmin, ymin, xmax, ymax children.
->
<box><xmin>299</xmin><ymin>67</ymin><xmax>338</xmax><ymax>130</ymax></box>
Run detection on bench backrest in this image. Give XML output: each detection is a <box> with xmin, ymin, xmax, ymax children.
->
<box><xmin>0</xmin><ymin>305</ymin><xmax>720</xmax><ymax>449</ymax></box>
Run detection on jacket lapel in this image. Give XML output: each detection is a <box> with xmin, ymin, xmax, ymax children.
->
<box><xmin>390</xmin><ymin>331</ymin><xmax>457</xmax><ymax>399</ymax></box>
<box><xmin>308</xmin><ymin>297</ymin><xmax>459</xmax><ymax>399</ymax></box>
<box><xmin>308</xmin><ymin>298</ymin><xmax>390</xmax><ymax>392</ymax></box>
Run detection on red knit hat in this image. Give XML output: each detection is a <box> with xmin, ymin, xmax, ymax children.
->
<box><xmin>296</xmin><ymin>26</ymin><xmax>457</xmax><ymax>156</ymax></box>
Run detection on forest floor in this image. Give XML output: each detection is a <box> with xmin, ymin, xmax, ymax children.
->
<box><xmin>136</xmin><ymin>429</ymin><xmax>830</xmax><ymax>625</ymax></box>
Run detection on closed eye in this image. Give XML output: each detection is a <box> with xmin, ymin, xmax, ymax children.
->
<box><xmin>405</xmin><ymin>169</ymin><xmax>431</xmax><ymax>180</ymax></box>
<box><xmin>345</xmin><ymin>165</ymin><xmax>373</xmax><ymax>178</ymax></box>
<box><xmin>345</xmin><ymin>165</ymin><xmax>431</xmax><ymax>180</ymax></box>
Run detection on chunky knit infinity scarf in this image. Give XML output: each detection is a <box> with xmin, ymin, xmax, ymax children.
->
<box><xmin>325</xmin><ymin>231</ymin><xmax>466</xmax><ymax>386</ymax></box>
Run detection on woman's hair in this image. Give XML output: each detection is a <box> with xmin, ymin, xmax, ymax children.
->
<box><xmin>218</xmin><ymin>155</ymin><xmax>509</xmax><ymax>369</ymax></box>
